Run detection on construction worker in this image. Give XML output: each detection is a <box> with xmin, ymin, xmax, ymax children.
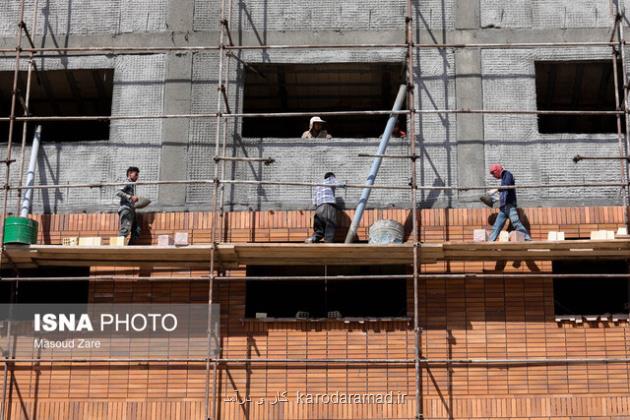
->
<box><xmin>302</xmin><ymin>116</ymin><xmax>332</xmax><ymax>139</ymax></box>
<box><xmin>488</xmin><ymin>163</ymin><xmax>532</xmax><ymax>241</ymax></box>
<box><xmin>306</xmin><ymin>172</ymin><xmax>344</xmax><ymax>243</ymax></box>
<box><xmin>392</xmin><ymin>121</ymin><xmax>406</xmax><ymax>138</ymax></box>
<box><xmin>116</xmin><ymin>166</ymin><xmax>141</xmax><ymax>243</ymax></box>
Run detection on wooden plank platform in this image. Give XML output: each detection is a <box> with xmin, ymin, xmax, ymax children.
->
<box><xmin>4</xmin><ymin>239</ymin><xmax>630</xmax><ymax>269</ymax></box>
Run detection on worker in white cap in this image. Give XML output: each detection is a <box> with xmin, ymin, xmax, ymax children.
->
<box><xmin>302</xmin><ymin>116</ymin><xmax>332</xmax><ymax>139</ymax></box>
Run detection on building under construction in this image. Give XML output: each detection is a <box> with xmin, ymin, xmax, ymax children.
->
<box><xmin>1</xmin><ymin>0</ymin><xmax>630</xmax><ymax>419</ymax></box>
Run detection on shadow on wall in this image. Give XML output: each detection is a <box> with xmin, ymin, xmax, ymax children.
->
<box><xmin>415</xmin><ymin>0</ymin><xmax>454</xmax><ymax>208</ymax></box>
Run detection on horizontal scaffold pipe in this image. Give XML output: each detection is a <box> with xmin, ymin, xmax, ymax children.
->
<box><xmin>1</xmin><ymin>356</ymin><xmax>630</xmax><ymax>366</ymax></box>
<box><xmin>0</xmin><ymin>40</ymin><xmax>623</xmax><ymax>56</ymax></box>
<box><xmin>0</xmin><ymin>109</ymin><xmax>624</xmax><ymax>122</ymax></box>
<box><xmin>9</xmin><ymin>179</ymin><xmax>630</xmax><ymax>192</ymax></box>
<box><xmin>3</xmin><ymin>274</ymin><xmax>630</xmax><ymax>282</ymax></box>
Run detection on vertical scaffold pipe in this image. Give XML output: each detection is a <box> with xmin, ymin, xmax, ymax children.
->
<box><xmin>344</xmin><ymin>84</ymin><xmax>407</xmax><ymax>243</ymax></box>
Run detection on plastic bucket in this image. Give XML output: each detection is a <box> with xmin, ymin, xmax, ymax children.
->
<box><xmin>368</xmin><ymin>219</ymin><xmax>404</xmax><ymax>244</ymax></box>
<box><xmin>3</xmin><ymin>216</ymin><xmax>38</xmax><ymax>245</ymax></box>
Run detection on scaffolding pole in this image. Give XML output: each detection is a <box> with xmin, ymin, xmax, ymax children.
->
<box><xmin>15</xmin><ymin>0</ymin><xmax>38</xmax><ymax>215</ymax></box>
<box><xmin>218</xmin><ymin>0</ymin><xmax>235</xmax><ymax>244</ymax></box>
<box><xmin>0</xmin><ymin>0</ymin><xmax>27</xmax><ymax>417</ymax></box>
<box><xmin>609</xmin><ymin>14</ymin><xmax>629</xmax><ymax>229</ymax></box>
<box><xmin>405</xmin><ymin>1</ymin><xmax>422</xmax><ymax>418</ymax></box>
<box><xmin>614</xmin><ymin>2</ymin><xmax>630</xmax><ymax>231</ymax></box>
<box><xmin>204</xmin><ymin>0</ymin><xmax>230</xmax><ymax>416</ymax></box>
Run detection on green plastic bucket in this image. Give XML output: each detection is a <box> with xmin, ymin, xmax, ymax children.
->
<box><xmin>3</xmin><ymin>216</ymin><xmax>38</xmax><ymax>245</ymax></box>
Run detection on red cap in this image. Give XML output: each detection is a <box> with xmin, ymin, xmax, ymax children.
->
<box><xmin>489</xmin><ymin>164</ymin><xmax>503</xmax><ymax>178</ymax></box>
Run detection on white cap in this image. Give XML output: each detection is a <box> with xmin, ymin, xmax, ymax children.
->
<box><xmin>309</xmin><ymin>116</ymin><xmax>326</xmax><ymax>129</ymax></box>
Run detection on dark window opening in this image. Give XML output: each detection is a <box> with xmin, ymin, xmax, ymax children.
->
<box><xmin>535</xmin><ymin>61</ymin><xmax>624</xmax><ymax>134</ymax></box>
<box><xmin>242</xmin><ymin>63</ymin><xmax>407</xmax><ymax>138</ymax></box>
<box><xmin>0</xmin><ymin>267</ymin><xmax>90</xmax><ymax>304</ymax></box>
<box><xmin>0</xmin><ymin>69</ymin><xmax>113</xmax><ymax>142</ymax></box>
<box><xmin>552</xmin><ymin>260</ymin><xmax>629</xmax><ymax>315</ymax></box>
<box><xmin>245</xmin><ymin>265</ymin><xmax>408</xmax><ymax>318</ymax></box>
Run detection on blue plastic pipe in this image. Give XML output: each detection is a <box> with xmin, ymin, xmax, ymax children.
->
<box><xmin>20</xmin><ymin>125</ymin><xmax>41</xmax><ymax>218</ymax></box>
<box><xmin>344</xmin><ymin>84</ymin><xmax>408</xmax><ymax>243</ymax></box>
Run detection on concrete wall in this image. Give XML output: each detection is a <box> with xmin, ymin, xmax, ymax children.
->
<box><xmin>0</xmin><ymin>54</ymin><xmax>165</xmax><ymax>213</ymax></box>
<box><xmin>0</xmin><ymin>0</ymin><xmax>167</xmax><ymax>37</ymax></box>
<box><xmin>480</xmin><ymin>0</ymin><xmax>630</xmax><ymax>29</ymax></box>
<box><xmin>0</xmin><ymin>0</ymin><xmax>628</xmax><ymax>213</ymax></box>
<box><xmin>482</xmin><ymin>47</ymin><xmax>623</xmax><ymax>207</ymax></box>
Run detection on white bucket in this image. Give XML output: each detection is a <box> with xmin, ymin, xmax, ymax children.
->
<box><xmin>368</xmin><ymin>219</ymin><xmax>404</xmax><ymax>244</ymax></box>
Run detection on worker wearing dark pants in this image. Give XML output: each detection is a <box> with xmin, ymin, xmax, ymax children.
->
<box><xmin>312</xmin><ymin>203</ymin><xmax>337</xmax><ymax>243</ymax></box>
<box><xmin>306</xmin><ymin>172</ymin><xmax>344</xmax><ymax>243</ymax></box>
<box><xmin>119</xmin><ymin>207</ymin><xmax>140</xmax><ymax>240</ymax></box>
<box><xmin>488</xmin><ymin>163</ymin><xmax>531</xmax><ymax>241</ymax></box>
<box><xmin>116</xmin><ymin>166</ymin><xmax>141</xmax><ymax>243</ymax></box>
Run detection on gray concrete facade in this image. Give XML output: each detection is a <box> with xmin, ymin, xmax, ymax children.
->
<box><xmin>0</xmin><ymin>0</ymin><xmax>628</xmax><ymax>213</ymax></box>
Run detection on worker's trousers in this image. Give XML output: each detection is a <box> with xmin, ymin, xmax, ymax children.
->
<box><xmin>489</xmin><ymin>206</ymin><xmax>531</xmax><ymax>241</ymax></box>
<box><xmin>313</xmin><ymin>203</ymin><xmax>337</xmax><ymax>243</ymax></box>
<box><xmin>118</xmin><ymin>207</ymin><xmax>140</xmax><ymax>242</ymax></box>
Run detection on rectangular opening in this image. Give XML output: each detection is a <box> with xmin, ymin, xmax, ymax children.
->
<box><xmin>552</xmin><ymin>260</ymin><xmax>629</xmax><ymax>315</ymax></box>
<box><xmin>0</xmin><ymin>267</ymin><xmax>90</xmax><ymax>304</ymax></box>
<box><xmin>245</xmin><ymin>265</ymin><xmax>408</xmax><ymax>319</ymax></box>
<box><xmin>535</xmin><ymin>60</ymin><xmax>623</xmax><ymax>134</ymax></box>
<box><xmin>0</xmin><ymin>69</ymin><xmax>113</xmax><ymax>142</ymax></box>
<box><xmin>242</xmin><ymin>63</ymin><xmax>406</xmax><ymax>138</ymax></box>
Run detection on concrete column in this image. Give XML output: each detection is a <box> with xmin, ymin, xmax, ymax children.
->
<box><xmin>158</xmin><ymin>53</ymin><xmax>193</xmax><ymax>207</ymax></box>
<box><xmin>158</xmin><ymin>0</ymin><xmax>194</xmax><ymax>206</ymax></box>
<box><xmin>455</xmin><ymin>0</ymin><xmax>480</xmax><ymax>29</ymax></box>
<box><xmin>455</xmin><ymin>48</ymin><xmax>485</xmax><ymax>203</ymax></box>
<box><xmin>166</xmin><ymin>0</ymin><xmax>194</xmax><ymax>32</ymax></box>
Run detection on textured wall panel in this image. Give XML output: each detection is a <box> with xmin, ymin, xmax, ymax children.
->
<box><xmin>481</xmin><ymin>0</ymin><xmax>630</xmax><ymax>29</ymax></box>
<box><xmin>415</xmin><ymin>49</ymin><xmax>458</xmax><ymax>207</ymax></box>
<box><xmin>0</xmin><ymin>0</ymin><xmax>167</xmax><ymax>37</ymax></box>
<box><xmin>0</xmin><ymin>54</ymin><xmax>166</xmax><ymax>213</ymax></box>
<box><xmin>194</xmin><ymin>0</ymin><xmax>455</xmax><ymax>32</ymax></box>
<box><xmin>481</xmin><ymin>47</ymin><xmax>623</xmax><ymax>206</ymax></box>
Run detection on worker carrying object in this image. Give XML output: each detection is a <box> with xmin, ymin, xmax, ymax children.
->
<box><xmin>116</xmin><ymin>166</ymin><xmax>142</xmax><ymax>244</ymax></box>
<box><xmin>305</xmin><ymin>172</ymin><xmax>345</xmax><ymax>243</ymax></box>
<box><xmin>487</xmin><ymin>164</ymin><xmax>532</xmax><ymax>242</ymax></box>
<box><xmin>302</xmin><ymin>116</ymin><xmax>332</xmax><ymax>139</ymax></box>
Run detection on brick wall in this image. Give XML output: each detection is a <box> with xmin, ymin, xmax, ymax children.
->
<box><xmin>4</xmin><ymin>206</ymin><xmax>630</xmax><ymax>419</ymax></box>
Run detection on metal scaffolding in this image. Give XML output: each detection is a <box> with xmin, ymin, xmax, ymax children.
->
<box><xmin>1</xmin><ymin>1</ymin><xmax>630</xmax><ymax>420</ymax></box>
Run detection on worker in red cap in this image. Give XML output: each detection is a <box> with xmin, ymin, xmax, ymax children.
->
<box><xmin>488</xmin><ymin>164</ymin><xmax>531</xmax><ymax>241</ymax></box>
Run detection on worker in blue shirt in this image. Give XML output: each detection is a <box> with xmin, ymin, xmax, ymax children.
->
<box><xmin>488</xmin><ymin>164</ymin><xmax>531</xmax><ymax>241</ymax></box>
